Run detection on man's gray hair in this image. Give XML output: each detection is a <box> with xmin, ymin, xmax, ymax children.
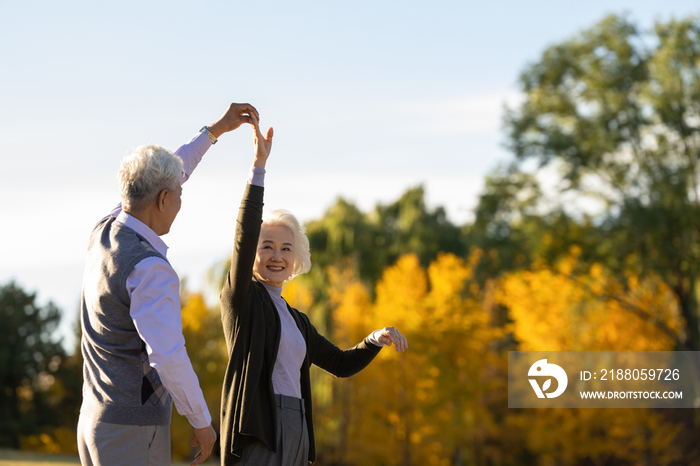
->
<box><xmin>263</xmin><ymin>209</ymin><xmax>312</xmax><ymax>280</ymax></box>
<box><xmin>118</xmin><ymin>145</ymin><xmax>183</xmax><ymax>213</ymax></box>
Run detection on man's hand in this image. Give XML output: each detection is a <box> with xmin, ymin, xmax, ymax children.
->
<box><xmin>208</xmin><ymin>103</ymin><xmax>260</xmax><ymax>138</ymax></box>
<box><xmin>190</xmin><ymin>425</ymin><xmax>217</xmax><ymax>466</ymax></box>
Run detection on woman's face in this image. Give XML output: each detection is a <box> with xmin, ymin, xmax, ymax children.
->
<box><xmin>253</xmin><ymin>224</ymin><xmax>295</xmax><ymax>288</ymax></box>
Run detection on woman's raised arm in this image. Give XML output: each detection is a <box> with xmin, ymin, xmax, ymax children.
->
<box><xmin>220</xmin><ymin>117</ymin><xmax>274</xmax><ymax>342</ymax></box>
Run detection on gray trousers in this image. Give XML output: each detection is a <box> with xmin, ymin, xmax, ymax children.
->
<box><xmin>77</xmin><ymin>414</ymin><xmax>171</xmax><ymax>466</ymax></box>
<box><xmin>241</xmin><ymin>394</ymin><xmax>309</xmax><ymax>466</ymax></box>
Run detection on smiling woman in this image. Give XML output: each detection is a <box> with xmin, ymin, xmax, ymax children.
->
<box><xmin>218</xmin><ymin>115</ymin><xmax>408</xmax><ymax>465</ymax></box>
<box><xmin>253</xmin><ymin>224</ymin><xmax>295</xmax><ymax>288</ymax></box>
<box><xmin>253</xmin><ymin>210</ymin><xmax>312</xmax><ymax>288</ymax></box>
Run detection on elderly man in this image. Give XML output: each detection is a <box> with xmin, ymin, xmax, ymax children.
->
<box><xmin>78</xmin><ymin>103</ymin><xmax>258</xmax><ymax>466</ymax></box>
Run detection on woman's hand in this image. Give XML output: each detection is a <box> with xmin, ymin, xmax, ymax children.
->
<box><xmin>376</xmin><ymin>326</ymin><xmax>408</xmax><ymax>352</ymax></box>
<box><xmin>252</xmin><ymin>115</ymin><xmax>273</xmax><ymax>169</ymax></box>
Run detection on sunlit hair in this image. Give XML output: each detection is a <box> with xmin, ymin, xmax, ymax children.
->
<box><xmin>118</xmin><ymin>145</ymin><xmax>183</xmax><ymax>213</ymax></box>
<box><xmin>262</xmin><ymin>210</ymin><xmax>311</xmax><ymax>280</ymax></box>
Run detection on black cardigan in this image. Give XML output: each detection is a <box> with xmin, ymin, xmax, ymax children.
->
<box><xmin>219</xmin><ymin>184</ymin><xmax>382</xmax><ymax>465</ymax></box>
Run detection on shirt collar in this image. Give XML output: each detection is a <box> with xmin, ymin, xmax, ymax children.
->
<box><xmin>115</xmin><ymin>211</ymin><xmax>169</xmax><ymax>257</ymax></box>
<box><xmin>261</xmin><ymin>280</ymin><xmax>283</xmax><ymax>298</ymax></box>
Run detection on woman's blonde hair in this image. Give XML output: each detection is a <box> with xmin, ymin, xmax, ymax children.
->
<box><xmin>262</xmin><ymin>209</ymin><xmax>311</xmax><ymax>280</ymax></box>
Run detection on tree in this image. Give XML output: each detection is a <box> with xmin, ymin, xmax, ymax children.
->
<box><xmin>373</xmin><ymin>187</ymin><xmax>466</xmax><ymax>274</ymax></box>
<box><xmin>466</xmin><ymin>165</ymin><xmax>543</xmax><ymax>280</ymax></box>
<box><xmin>497</xmin><ymin>248</ymin><xmax>680</xmax><ymax>352</ymax></box>
<box><xmin>305</xmin><ymin>198</ymin><xmax>380</xmax><ymax>283</ymax></box>
<box><xmin>497</xmin><ymin>252</ymin><xmax>686</xmax><ymax>464</ymax></box>
<box><xmin>325</xmin><ymin>253</ymin><xmax>504</xmax><ymax>466</ymax></box>
<box><xmin>306</xmin><ymin>186</ymin><xmax>466</xmax><ymax>286</ymax></box>
<box><xmin>504</xmin><ymin>14</ymin><xmax>700</xmax><ymax>351</ymax></box>
<box><xmin>0</xmin><ymin>281</ymin><xmax>66</xmax><ymax>449</ymax></box>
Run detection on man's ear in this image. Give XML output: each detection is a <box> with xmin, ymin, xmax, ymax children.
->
<box><xmin>156</xmin><ymin>189</ymin><xmax>168</xmax><ymax>212</ymax></box>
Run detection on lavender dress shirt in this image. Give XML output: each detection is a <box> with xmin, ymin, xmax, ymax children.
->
<box><xmin>106</xmin><ymin>131</ymin><xmax>212</xmax><ymax>428</ymax></box>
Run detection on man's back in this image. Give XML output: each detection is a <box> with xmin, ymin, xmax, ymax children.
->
<box><xmin>80</xmin><ymin>216</ymin><xmax>173</xmax><ymax>426</ymax></box>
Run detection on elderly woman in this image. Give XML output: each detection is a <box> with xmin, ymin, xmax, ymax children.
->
<box><xmin>219</xmin><ymin>117</ymin><xmax>408</xmax><ymax>465</ymax></box>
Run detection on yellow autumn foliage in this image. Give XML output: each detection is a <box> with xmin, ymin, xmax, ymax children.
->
<box><xmin>497</xmin><ymin>251</ymin><xmax>680</xmax><ymax>351</ymax></box>
<box><xmin>508</xmin><ymin>407</ymin><xmax>682</xmax><ymax>465</ymax></box>
<box><xmin>327</xmin><ymin>252</ymin><xmax>503</xmax><ymax>466</ymax></box>
<box><xmin>282</xmin><ymin>277</ymin><xmax>314</xmax><ymax>311</ymax></box>
<box><xmin>328</xmin><ymin>267</ymin><xmax>372</xmax><ymax>346</ymax></box>
<box><xmin>498</xmin><ymin>250</ymin><xmax>683</xmax><ymax>464</ymax></box>
<box><xmin>374</xmin><ymin>254</ymin><xmax>428</xmax><ymax>334</ymax></box>
<box><xmin>180</xmin><ymin>292</ymin><xmax>207</xmax><ymax>333</ymax></box>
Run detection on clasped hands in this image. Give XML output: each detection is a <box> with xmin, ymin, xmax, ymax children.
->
<box><xmin>207</xmin><ymin>102</ymin><xmax>273</xmax><ymax>169</ymax></box>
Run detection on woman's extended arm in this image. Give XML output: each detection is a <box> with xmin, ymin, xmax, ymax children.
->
<box><xmin>309</xmin><ymin>323</ymin><xmax>408</xmax><ymax>377</ymax></box>
<box><xmin>310</xmin><ymin>331</ymin><xmax>382</xmax><ymax>379</ymax></box>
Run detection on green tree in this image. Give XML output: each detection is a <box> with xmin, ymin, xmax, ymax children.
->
<box><xmin>0</xmin><ymin>281</ymin><xmax>66</xmax><ymax>449</ymax></box>
<box><xmin>305</xmin><ymin>197</ymin><xmax>381</xmax><ymax>286</ymax></box>
<box><xmin>306</xmin><ymin>186</ymin><xmax>465</xmax><ymax>286</ymax></box>
<box><xmin>466</xmin><ymin>164</ymin><xmax>543</xmax><ymax>279</ymax></box>
<box><xmin>373</xmin><ymin>186</ymin><xmax>465</xmax><ymax>271</ymax></box>
<box><xmin>504</xmin><ymin>14</ymin><xmax>700</xmax><ymax>351</ymax></box>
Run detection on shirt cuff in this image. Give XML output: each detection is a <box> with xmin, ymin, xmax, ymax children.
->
<box><xmin>184</xmin><ymin>409</ymin><xmax>213</xmax><ymax>429</ymax></box>
<box><xmin>248</xmin><ymin>165</ymin><xmax>266</xmax><ymax>187</ymax></box>
<box><xmin>368</xmin><ymin>329</ymin><xmax>384</xmax><ymax>347</ymax></box>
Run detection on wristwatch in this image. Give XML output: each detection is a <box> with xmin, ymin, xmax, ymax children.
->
<box><xmin>200</xmin><ymin>126</ymin><xmax>218</xmax><ymax>145</ymax></box>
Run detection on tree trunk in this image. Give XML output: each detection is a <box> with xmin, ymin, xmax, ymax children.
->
<box><xmin>399</xmin><ymin>357</ymin><xmax>411</xmax><ymax>466</ymax></box>
<box><xmin>338</xmin><ymin>379</ymin><xmax>351</xmax><ymax>466</ymax></box>
<box><xmin>674</xmin><ymin>277</ymin><xmax>700</xmax><ymax>407</ymax></box>
<box><xmin>675</xmin><ymin>276</ymin><xmax>699</xmax><ymax>351</ymax></box>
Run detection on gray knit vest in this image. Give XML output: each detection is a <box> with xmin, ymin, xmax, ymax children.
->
<box><xmin>80</xmin><ymin>216</ymin><xmax>173</xmax><ymax>426</ymax></box>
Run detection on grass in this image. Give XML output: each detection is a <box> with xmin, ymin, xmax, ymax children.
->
<box><xmin>0</xmin><ymin>449</ymin><xmax>195</xmax><ymax>466</ymax></box>
<box><xmin>0</xmin><ymin>449</ymin><xmax>80</xmax><ymax>466</ymax></box>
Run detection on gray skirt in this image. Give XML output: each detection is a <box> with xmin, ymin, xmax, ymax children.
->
<box><xmin>241</xmin><ymin>394</ymin><xmax>309</xmax><ymax>466</ymax></box>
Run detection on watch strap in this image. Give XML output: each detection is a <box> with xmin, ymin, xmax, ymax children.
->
<box><xmin>200</xmin><ymin>126</ymin><xmax>217</xmax><ymax>145</ymax></box>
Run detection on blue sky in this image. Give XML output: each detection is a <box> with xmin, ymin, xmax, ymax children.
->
<box><xmin>1</xmin><ymin>0</ymin><xmax>698</xmax><ymax>351</ymax></box>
